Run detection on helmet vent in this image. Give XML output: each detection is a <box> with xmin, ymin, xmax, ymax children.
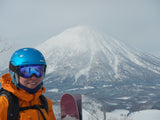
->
<box><xmin>40</xmin><ymin>60</ymin><xmax>44</xmax><ymax>62</ymax></box>
<box><xmin>19</xmin><ymin>55</ymin><xmax>23</xmax><ymax>57</ymax></box>
<box><xmin>23</xmin><ymin>48</ymin><xmax>28</xmax><ymax>51</ymax></box>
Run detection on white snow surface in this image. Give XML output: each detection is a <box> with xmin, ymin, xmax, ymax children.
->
<box><xmin>83</xmin><ymin>109</ymin><xmax>160</xmax><ymax>120</ymax></box>
<box><xmin>129</xmin><ymin>110</ymin><xmax>160</xmax><ymax>120</ymax></box>
<box><xmin>62</xmin><ymin>115</ymin><xmax>78</xmax><ymax>120</ymax></box>
<box><xmin>106</xmin><ymin>109</ymin><xmax>160</xmax><ymax>120</ymax></box>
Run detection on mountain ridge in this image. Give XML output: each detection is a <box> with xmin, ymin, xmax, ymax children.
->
<box><xmin>37</xmin><ymin>26</ymin><xmax>160</xmax><ymax>84</ymax></box>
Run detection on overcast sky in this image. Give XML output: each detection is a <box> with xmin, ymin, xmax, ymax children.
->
<box><xmin>0</xmin><ymin>0</ymin><xmax>160</xmax><ymax>54</ymax></box>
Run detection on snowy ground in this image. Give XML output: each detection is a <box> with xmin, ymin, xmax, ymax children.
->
<box><xmin>128</xmin><ymin>110</ymin><xmax>160</xmax><ymax>120</ymax></box>
<box><xmin>82</xmin><ymin>109</ymin><xmax>160</xmax><ymax>120</ymax></box>
<box><xmin>106</xmin><ymin>109</ymin><xmax>160</xmax><ymax>120</ymax></box>
<box><xmin>53</xmin><ymin>104</ymin><xmax>160</xmax><ymax>120</ymax></box>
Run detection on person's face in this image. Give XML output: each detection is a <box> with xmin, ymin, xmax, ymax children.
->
<box><xmin>19</xmin><ymin>75</ymin><xmax>42</xmax><ymax>89</ymax></box>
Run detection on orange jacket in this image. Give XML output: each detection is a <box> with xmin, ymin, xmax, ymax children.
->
<box><xmin>0</xmin><ymin>73</ymin><xmax>56</xmax><ymax>120</ymax></box>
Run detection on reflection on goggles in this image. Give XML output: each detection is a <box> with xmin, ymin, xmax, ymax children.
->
<box><xmin>19</xmin><ymin>65</ymin><xmax>44</xmax><ymax>78</ymax></box>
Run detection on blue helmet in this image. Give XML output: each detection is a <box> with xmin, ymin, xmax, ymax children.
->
<box><xmin>9</xmin><ymin>48</ymin><xmax>47</xmax><ymax>87</ymax></box>
<box><xmin>10</xmin><ymin>48</ymin><xmax>46</xmax><ymax>66</ymax></box>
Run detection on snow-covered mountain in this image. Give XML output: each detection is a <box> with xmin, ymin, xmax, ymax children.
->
<box><xmin>37</xmin><ymin>26</ymin><xmax>160</xmax><ymax>83</ymax></box>
<box><xmin>36</xmin><ymin>26</ymin><xmax>160</xmax><ymax>112</ymax></box>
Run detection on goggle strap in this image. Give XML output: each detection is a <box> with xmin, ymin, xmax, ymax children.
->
<box><xmin>9</xmin><ymin>62</ymin><xmax>19</xmax><ymax>73</ymax></box>
<box><xmin>43</xmin><ymin>65</ymin><xmax>46</xmax><ymax>73</ymax></box>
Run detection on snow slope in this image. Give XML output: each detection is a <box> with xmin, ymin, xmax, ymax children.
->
<box><xmin>0</xmin><ymin>39</ymin><xmax>16</xmax><ymax>70</ymax></box>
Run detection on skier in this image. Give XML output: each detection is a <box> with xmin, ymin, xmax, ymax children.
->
<box><xmin>0</xmin><ymin>48</ymin><xmax>56</xmax><ymax>120</ymax></box>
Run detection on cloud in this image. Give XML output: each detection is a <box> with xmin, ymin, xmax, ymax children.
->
<box><xmin>0</xmin><ymin>0</ymin><xmax>160</xmax><ymax>53</ymax></box>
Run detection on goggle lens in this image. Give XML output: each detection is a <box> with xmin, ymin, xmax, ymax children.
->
<box><xmin>19</xmin><ymin>65</ymin><xmax>44</xmax><ymax>78</ymax></box>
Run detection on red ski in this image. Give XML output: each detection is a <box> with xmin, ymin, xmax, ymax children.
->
<box><xmin>60</xmin><ymin>94</ymin><xmax>80</xmax><ymax>120</ymax></box>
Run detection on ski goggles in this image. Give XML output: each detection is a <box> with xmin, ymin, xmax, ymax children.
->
<box><xmin>18</xmin><ymin>65</ymin><xmax>45</xmax><ymax>78</ymax></box>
